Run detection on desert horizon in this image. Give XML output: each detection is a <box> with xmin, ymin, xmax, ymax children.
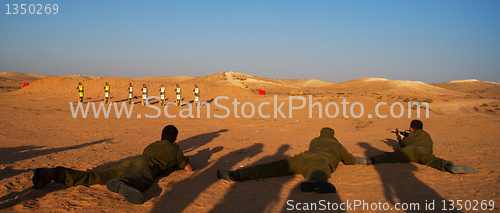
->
<box><xmin>0</xmin><ymin>70</ymin><xmax>498</xmax><ymax>212</ymax></box>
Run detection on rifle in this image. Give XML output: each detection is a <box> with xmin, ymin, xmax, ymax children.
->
<box><xmin>391</xmin><ymin>128</ymin><xmax>410</xmax><ymax>137</ymax></box>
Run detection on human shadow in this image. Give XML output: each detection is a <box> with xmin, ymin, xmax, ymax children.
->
<box><xmin>358</xmin><ymin>142</ymin><xmax>457</xmax><ymax>212</ymax></box>
<box><xmin>0</xmin><ymin>139</ymin><xmax>107</xmax><ymax>180</ymax></box>
<box><xmin>0</xmin><ymin>181</ymin><xmax>68</xmax><ymax>210</ymax></box>
<box><xmin>208</xmin><ymin>144</ymin><xmax>296</xmax><ymax>213</ymax></box>
<box><xmin>150</xmin><ymin>143</ymin><xmax>264</xmax><ymax>213</ymax></box>
<box><xmin>381</xmin><ymin>138</ymin><xmax>399</xmax><ymax>151</ymax></box>
<box><xmin>178</xmin><ymin>129</ymin><xmax>229</xmax><ymax>153</ymax></box>
<box><xmin>143</xmin><ymin>146</ymin><xmax>223</xmax><ymax>202</ymax></box>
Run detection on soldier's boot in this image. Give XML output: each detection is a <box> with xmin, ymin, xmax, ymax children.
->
<box><xmin>355</xmin><ymin>156</ymin><xmax>372</xmax><ymax>165</ymax></box>
<box><xmin>300</xmin><ymin>181</ymin><xmax>337</xmax><ymax>194</ymax></box>
<box><xmin>32</xmin><ymin>168</ymin><xmax>59</xmax><ymax>189</ymax></box>
<box><xmin>301</xmin><ymin>170</ymin><xmax>336</xmax><ymax>194</ymax></box>
<box><xmin>216</xmin><ymin>169</ymin><xmax>240</xmax><ymax>181</ymax></box>
<box><xmin>444</xmin><ymin>164</ymin><xmax>477</xmax><ymax>174</ymax></box>
<box><xmin>106</xmin><ymin>179</ymin><xmax>144</xmax><ymax>205</ymax></box>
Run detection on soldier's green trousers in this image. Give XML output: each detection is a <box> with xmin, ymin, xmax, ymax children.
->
<box><xmin>371</xmin><ymin>146</ymin><xmax>452</xmax><ymax>171</ymax></box>
<box><xmin>236</xmin><ymin>152</ymin><xmax>332</xmax><ymax>182</ymax></box>
<box><xmin>54</xmin><ymin>156</ymin><xmax>156</xmax><ymax>191</ymax></box>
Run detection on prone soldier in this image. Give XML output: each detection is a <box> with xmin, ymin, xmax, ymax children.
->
<box><xmin>32</xmin><ymin>125</ymin><xmax>193</xmax><ymax>205</ymax></box>
<box><xmin>217</xmin><ymin>127</ymin><xmax>366</xmax><ymax>193</ymax></box>
<box><xmin>358</xmin><ymin>120</ymin><xmax>477</xmax><ymax>174</ymax></box>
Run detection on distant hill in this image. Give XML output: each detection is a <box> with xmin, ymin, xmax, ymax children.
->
<box><xmin>0</xmin><ymin>71</ymin><xmax>52</xmax><ymax>93</ymax></box>
<box><xmin>319</xmin><ymin>78</ymin><xmax>462</xmax><ymax>97</ymax></box>
<box><xmin>4</xmin><ymin>71</ymin><xmax>499</xmax><ymax>99</ymax></box>
<box><xmin>432</xmin><ymin>79</ymin><xmax>499</xmax><ymax>99</ymax></box>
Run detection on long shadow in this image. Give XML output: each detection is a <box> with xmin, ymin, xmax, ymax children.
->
<box><xmin>150</xmin><ymin>143</ymin><xmax>264</xmax><ymax>213</ymax></box>
<box><xmin>0</xmin><ymin>139</ymin><xmax>107</xmax><ymax>180</ymax></box>
<box><xmin>0</xmin><ymin>181</ymin><xmax>67</xmax><ymax>210</ymax></box>
<box><xmin>112</xmin><ymin>98</ymin><xmax>130</xmax><ymax>103</ymax></box>
<box><xmin>381</xmin><ymin>138</ymin><xmax>399</xmax><ymax>151</ymax></box>
<box><xmin>358</xmin><ymin>142</ymin><xmax>458</xmax><ymax>212</ymax></box>
<box><xmin>205</xmin><ymin>98</ymin><xmax>214</xmax><ymax>104</ymax></box>
<box><xmin>143</xmin><ymin>146</ymin><xmax>223</xmax><ymax>203</ymax></box>
<box><xmin>208</xmin><ymin>144</ymin><xmax>296</xmax><ymax>213</ymax></box>
<box><xmin>178</xmin><ymin>129</ymin><xmax>229</xmax><ymax>153</ymax></box>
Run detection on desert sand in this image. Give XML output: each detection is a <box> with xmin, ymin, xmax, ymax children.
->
<box><xmin>0</xmin><ymin>71</ymin><xmax>498</xmax><ymax>212</ymax></box>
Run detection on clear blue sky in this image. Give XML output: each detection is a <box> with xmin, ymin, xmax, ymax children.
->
<box><xmin>1</xmin><ymin>0</ymin><xmax>499</xmax><ymax>83</ymax></box>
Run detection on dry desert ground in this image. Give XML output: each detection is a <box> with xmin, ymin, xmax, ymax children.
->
<box><xmin>0</xmin><ymin>71</ymin><xmax>499</xmax><ymax>212</ymax></box>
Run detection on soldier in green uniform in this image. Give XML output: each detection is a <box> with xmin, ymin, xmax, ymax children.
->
<box><xmin>32</xmin><ymin>125</ymin><xmax>193</xmax><ymax>204</ymax></box>
<box><xmin>358</xmin><ymin>120</ymin><xmax>477</xmax><ymax>174</ymax></box>
<box><xmin>104</xmin><ymin>82</ymin><xmax>110</xmax><ymax>104</ymax></box>
<box><xmin>77</xmin><ymin>82</ymin><xmax>84</xmax><ymax>103</ymax></box>
<box><xmin>217</xmin><ymin>127</ymin><xmax>364</xmax><ymax>193</ymax></box>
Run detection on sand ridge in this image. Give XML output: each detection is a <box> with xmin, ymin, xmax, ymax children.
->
<box><xmin>0</xmin><ymin>71</ymin><xmax>498</xmax><ymax>212</ymax></box>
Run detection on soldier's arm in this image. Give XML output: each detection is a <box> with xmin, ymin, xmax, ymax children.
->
<box><xmin>340</xmin><ymin>146</ymin><xmax>357</xmax><ymax>165</ymax></box>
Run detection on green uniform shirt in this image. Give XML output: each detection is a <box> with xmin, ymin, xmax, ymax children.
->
<box><xmin>307</xmin><ymin>128</ymin><xmax>356</xmax><ymax>172</ymax></box>
<box><xmin>141</xmin><ymin>140</ymin><xmax>189</xmax><ymax>171</ymax></box>
<box><xmin>400</xmin><ymin>129</ymin><xmax>433</xmax><ymax>154</ymax></box>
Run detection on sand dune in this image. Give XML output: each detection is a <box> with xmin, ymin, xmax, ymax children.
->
<box><xmin>319</xmin><ymin>77</ymin><xmax>463</xmax><ymax>97</ymax></box>
<box><xmin>0</xmin><ymin>72</ymin><xmax>53</xmax><ymax>93</ymax></box>
<box><xmin>0</xmin><ymin>71</ymin><xmax>498</xmax><ymax>212</ymax></box>
<box><xmin>8</xmin><ymin>71</ymin><xmax>488</xmax><ymax>98</ymax></box>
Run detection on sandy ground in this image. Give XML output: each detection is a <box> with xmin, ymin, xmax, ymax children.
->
<box><xmin>0</xmin><ymin>71</ymin><xmax>498</xmax><ymax>212</ymax></box>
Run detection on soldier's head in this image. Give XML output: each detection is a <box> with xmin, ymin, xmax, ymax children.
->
<box><xmin>143</xmin><ymin>84</ymin><xmax>146</xmax><ymax>87</ymax></box>
<box><xmin>78</xmin><ymin>82</ymin><xmax>82</xmax><ymax>85</ymax></box>
<box><xmin>105</xmin><ymin>82</ymin><xmax>109</xmax><ymax>85</ymax></box>
<box><xmin>129</xmin><ymin>83</ymin><xmax>132</xmax><ymax>86</ymax></box>
<box><xmin>176</xmin><ymin>84</ymin><xmax>179</xmax><ymax>87</ymax></box>
<box><xmin>410</xmin><ymin>120</ymin><xmax>423</xmax><ymax>132</ymax></box>
<box><xmin>319</xmin><ymin>127</ymin><xmax>335</xmax><ymax>138</ymax></box>
<box><xmin>162</xmin><ymin>125</ymin><xmax>178</xmax><ymax>142</ymax></box>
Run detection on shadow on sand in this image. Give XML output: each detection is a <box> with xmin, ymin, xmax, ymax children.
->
<box><xmin>0</xmin><ymin>139</ymin><xmax>110</xmax><ymax>210</ymax></box>
<box><xmin>208</xmin><ymin>144</ymin><xmax>297</xmax><ymax>212</ymax></box>
<box><xmin>150</xmin><ymin>143</ymin><xmax>264</xmax><ymax>213</ymax></box>
<box><xmin>358</xmin><ymin>141</ymin><xmax>456</xmax><ymax>212</ymax></box>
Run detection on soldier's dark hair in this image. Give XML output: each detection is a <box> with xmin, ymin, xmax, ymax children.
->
<box><xmin>410</xmin><ymin>120</ymin><xmax>423</xmax><ymax>130</ymax></box>
<box><xmin>161</xmin><ymin>125</ymin><xmax>178</xmax><ymax>142</ymax></box>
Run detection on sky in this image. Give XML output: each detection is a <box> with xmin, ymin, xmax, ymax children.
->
<box><xmin>1</xmin><ymin>0</ymin><xmax>499</xmax><ymax>83</ymax></box>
